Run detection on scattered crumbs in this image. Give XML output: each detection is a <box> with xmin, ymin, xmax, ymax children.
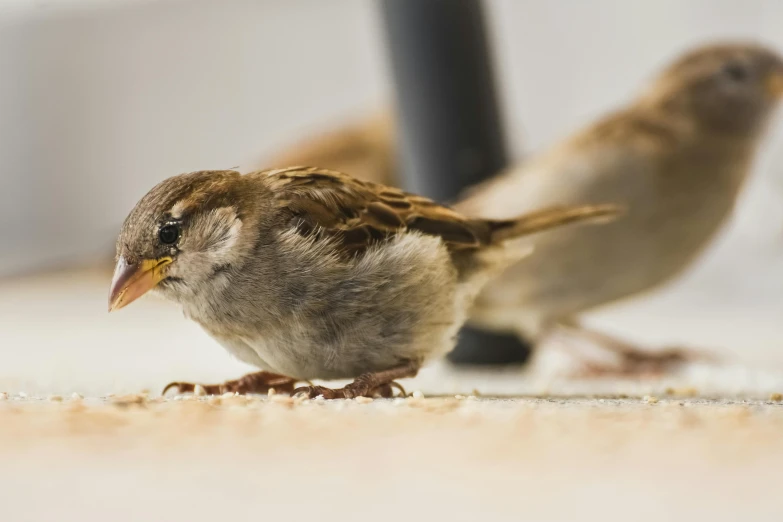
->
<box><xmin>467</xmin><ymin>395</ymin><xmax>479</xmax><ymax>401</ymax></box>
<box><xmin>267</xmin><ymin>388</ymin><xmax>277</xmax><ymax>397</ymax></box>
<box><xmin>70</xmin><ymin>393</ymin><xmax>83</xmax><ymax>401</ymax></box>
<box><xmin>770</xmin><ymin>393</ymin><xmax>783</xmax><ymax>402</ymax></box>
<box><xmin>454</xmin><ymin>395</ymin><xmax>466</xmax><ymax>400</ymax></box>
<box><xmin>411</xmin><ymin>390</ymin><xmax>424</xmax><ymax>399</ymax></box>
<box><xmin>271</xmin><ymin>395</ymin><xmax>294</xmax><ymax>406</ymax></box>
<box><xmin>422</xmin><ymin>399</ymin><xmax>461</xmax><ymax>413</ymax></box>
<box><xmin>221</xmin><ymin>392</ymin><xmax>235</xmax><ymax>399</ymax></box>
<box><xmin>17</xmin><ymin>392</ymin><xmax>27</xmax><ymax>399</ymax></box>
<box><xmin>313</xmin><ymin>395</ymin><xmax>326</xmax><ymax>402</ymax></box>
<box><xmin>221</xmin><ymin>394</ymin><xmax>250</xmax><ymax>407</ymax></box>
<box><xmin>111</xmin><ymin>394</ymin><xmax>146</xmax><ymax>407</ymax></box>
<box><xmin>665</xmin><ymin>387</ymin><xmax>698</xmax><ymax>397</ymax></box>
<box><xmin>48</xmin><ymin>395</ymin><xmax>63</xmax><ymax>402</ymax></box>
<box><xmin>643</xmin><ymin>395</ymin><xmax>659</xmax><ymax>404</ymax></box>
<box><xmin>355</xmin><ymin>396</ymin><xmax>373</xmax><ymax>404</ymax></box>
<box><xmin>66</xmin><ymin>401</ymin><xmax>86</xmax><ymax>413</ymax></box>
<box><xmin>193</xmin><ymin>385</ymin><xmax>207</xmax><ymax>397</ymax></box>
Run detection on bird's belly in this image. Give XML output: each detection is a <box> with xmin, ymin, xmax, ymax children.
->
<box><xmin>206</xmin><ymin>327</ymin><xmax>355</xmax><ymax>379</ymax></box>
<box><xmin>248</xmin><ymin>287</ymin><xmax>464</xmax><ymax>381</ymax></box>
<box><xmin>234</xmin><ymin>309</ymin><xmax>460</xmax><ymax>381</ymax></box>
<box><xmin>242</xmin><ymin>327</ymin><xmax>403</xmax><ymax>381</ymax></box>
<box><xmin>206</xmin><ymin>330</ymin><xmax>274</xmax><ymax>369</ymax></box>
<box><xmin>204</xmin><ymin>234</ymin><xmax>465</xmax><ymax>381</ymax></box>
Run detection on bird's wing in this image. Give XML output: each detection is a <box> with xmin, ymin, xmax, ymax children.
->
<box><xmin>455</xmin><ymin>107</ymin><xmax>687</xmax><ymax>218</ymax></box>
<box><xmin>261</xmin><ymin>166</ymin><xmax>490</xmax><ymax>256</ymax></box>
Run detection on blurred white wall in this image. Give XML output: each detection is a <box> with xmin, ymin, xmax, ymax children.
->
<box><xmin>0</xmin><ymin>0</ymin><xmax>387</xmax><ymax>275</ymax></box>
<box><xmin>3</xmin><ymin>0</ymin><xmax>783</xmax><ymax>304</ymax></box>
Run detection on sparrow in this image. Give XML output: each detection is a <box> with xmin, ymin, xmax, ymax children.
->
<box><xmin>455</xmin><ymin>42</ymin><xmax>783</xmax><ymax>375</ymax></box>
<box><xmin>108</xmin><ymin>166</ymin><xmax>618</xmax><ymax>398</ymax></box>
<box><xmin>266</xmin><ymin>111</ymin><xmax>397</xmax><ymax>186</ymax></box>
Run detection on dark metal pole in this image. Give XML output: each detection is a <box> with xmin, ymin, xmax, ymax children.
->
<box><xmin>379</xmin><ymin>0</ymin><xmax>531</xmax><ymax>365</ymax></box>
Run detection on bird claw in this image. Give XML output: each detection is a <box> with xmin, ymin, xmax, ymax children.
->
<box><xmin>162</xmin><ymin>381</ymin><xmax>195</xmax><ymax>396</ymax></box>
<box><xmin>574</xmin><ymin>345</ymin><xmax>717</xmax><ymax>379</ymax></box>
<box><xmin>377</xmin><ymin>381</ymin><xmax>407</xmax><ymax>398</ymax></box>
<box><xmin>553</xmin><ymin>323</ymin><xmax>720</xmax><ymax>379</ymax></box>
<box><xmin>291</xmin><ymin>385</ymin><xmax>340</xmax><ymax>399</ymax></box>
<box><xmin>161</xmin><ymin>372</ymin><xmax>297</xmax><ymax>396</ymax></box>
<box><xmin>291</xmin><ymin>381</ymin><xmax>407</xmax><ymax>400</ymax></box>
<box><xmin>161</xmin><ymin>381</ymin><xmax>222</xmax><ymax>396</ymax></box>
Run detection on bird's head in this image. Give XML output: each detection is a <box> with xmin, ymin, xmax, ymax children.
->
<box><xmin>640</xmin><ymin>42</ymin><xmax>783</xmax><ymax>136</ymax></box>
<box><xmin>109</xmin><ymin>170</ymin><xmax>261</xmax><ymax>311</ymax></box>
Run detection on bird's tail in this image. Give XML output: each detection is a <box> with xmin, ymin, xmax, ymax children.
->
<box><xmin>482</xmin><ymin>204</ymin><xmax>622</xmax><ymax>244</ymax></box>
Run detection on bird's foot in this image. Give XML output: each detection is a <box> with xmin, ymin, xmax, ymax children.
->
<box><xmin>292</xmin><ymin>380</ymin><xmax>406</xmax><ymax>399</ymax></box>
<box><xmin>574</xmin><ymin>345</ymin><xmax>715</xmax><ymax>378</ymax></box>
<box><xmin>162</xmin><ymin>371</ymin><xmax>298</xmax><ymax>396</ymax></box>
<box><xmin>554</xmin><ymin>322</ymin><xmax>718</xmax><ymax>379</ymax></box>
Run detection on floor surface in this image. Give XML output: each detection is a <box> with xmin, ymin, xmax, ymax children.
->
<box><xmin>2</xmin><ymin>268</ymin><xmax>783</xmax><ymax>521</ymax></box>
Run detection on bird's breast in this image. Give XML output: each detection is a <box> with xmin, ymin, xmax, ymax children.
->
<box><xmin>187</xmin><ymin>232</ymin><xmax>466</xmax><ymax>381</ymax></box>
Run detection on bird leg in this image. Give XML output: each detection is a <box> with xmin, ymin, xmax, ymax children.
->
<box><xmin>292</xmin><ymin>362</ymin><xmax>418</xmax><ymax>399</ymax></box>
<box><xmin>162</xmin><ymin>371</ymin><xmax>298</xmax><ymax>396</ymax></box>
<box><xmin>554</xmin><ymin>321</ymin><xmax>717</xmax><ymax>378</ymax></box>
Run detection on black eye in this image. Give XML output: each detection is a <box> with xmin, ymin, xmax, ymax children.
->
<box><xmin>158</xmin><ymin>224</ymin><xmax>180</xmax><ymax>245</ymax></box>
<box><xmin>722</xmin><ymin>62</ymin><xmax>749</xmax><ymax>82</ymax></box>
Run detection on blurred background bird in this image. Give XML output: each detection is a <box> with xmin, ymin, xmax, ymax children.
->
<box><xmin>454</xmin><ymin>42</ymin><xmax>783</xmax><ymax>376</ymax></box>
<box><xmin>264</xmin><ymin>110</ymin><xmax>397</xmax><ymax>187</ymax></box>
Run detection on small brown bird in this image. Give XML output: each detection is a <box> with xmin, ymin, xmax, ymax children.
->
<box><xmin>456</xmin><ymin>42</ymin><xmax>783</xmax><ymax>375</ymax></box>
<box><xmin>265</xmin><ymin>111</ymin><xmax>397</xmax><ymax>186</ymax></box>
<box><xmin>108</xmin><ymin>166</ymin><xmax>617</xmax><ymax>398</ymax></box>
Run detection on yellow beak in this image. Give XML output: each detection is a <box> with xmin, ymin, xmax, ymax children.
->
<box><xmin>108</xmin><ymin>256</ymin><xmax>173</xmax><ymax>312</ymax></box>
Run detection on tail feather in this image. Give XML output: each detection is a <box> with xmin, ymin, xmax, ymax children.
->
<box><xmin>484</xmin><ymin>204</ymin><xmax>623</xmax><ymax>243</ymax></box>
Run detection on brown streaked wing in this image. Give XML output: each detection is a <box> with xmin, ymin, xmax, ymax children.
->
<box><xmin>262</xmin><ymin>166</ymin><xmax>488</xmax><ymax>256</ymax></box>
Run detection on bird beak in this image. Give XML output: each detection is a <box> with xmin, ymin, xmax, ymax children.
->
<box><xmin>108</xmin><ymin>256</ymin><xmax>173</xmax><ymax>312</ymax></box>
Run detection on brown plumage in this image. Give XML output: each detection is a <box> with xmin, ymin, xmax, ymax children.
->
<box><xmin>456</xmin><ymin>42</ymin><xmax>783</xmax><ymax>375</ymax></box>
<box><xmin>109</xmin><ymin>166</ymin><xmax>618</xmax><ymax>398</ymax></box>
<box><xmin>266</xmin><ymin>166</ymin><xmax>615</xmax><ymax>256</ymax></box>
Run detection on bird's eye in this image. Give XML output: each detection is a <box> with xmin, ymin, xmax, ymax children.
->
<box><xmin>722</xmin><ymin>62</ymin><xmax>749</xmax><ymax>82</ymax></box>
<box><xmin>158</xmin><ymin>224</ymin><xmax>180</xmax><ymax>245</ymax></box>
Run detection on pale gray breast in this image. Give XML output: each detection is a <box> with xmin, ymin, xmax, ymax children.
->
<box><xmin>194</xmin><ymin>231</ymin><xmax>462</xmax><ymax>381</ymax></box>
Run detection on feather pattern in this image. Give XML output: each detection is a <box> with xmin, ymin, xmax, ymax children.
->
<box><xmin>257</xmin><ymin>166</ymin><xmax>619</xmax><ymax>259</ymax></box>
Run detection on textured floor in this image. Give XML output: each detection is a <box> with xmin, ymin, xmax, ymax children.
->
<box><xmin>2</xmin><ymin>394</ymin><xmax>783</xmax><ymax>522</ymax></box>
<box><xmin>2</xmin><ymin>268</ymin><xmax>783</xmax><ymax>521</ymax></box>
